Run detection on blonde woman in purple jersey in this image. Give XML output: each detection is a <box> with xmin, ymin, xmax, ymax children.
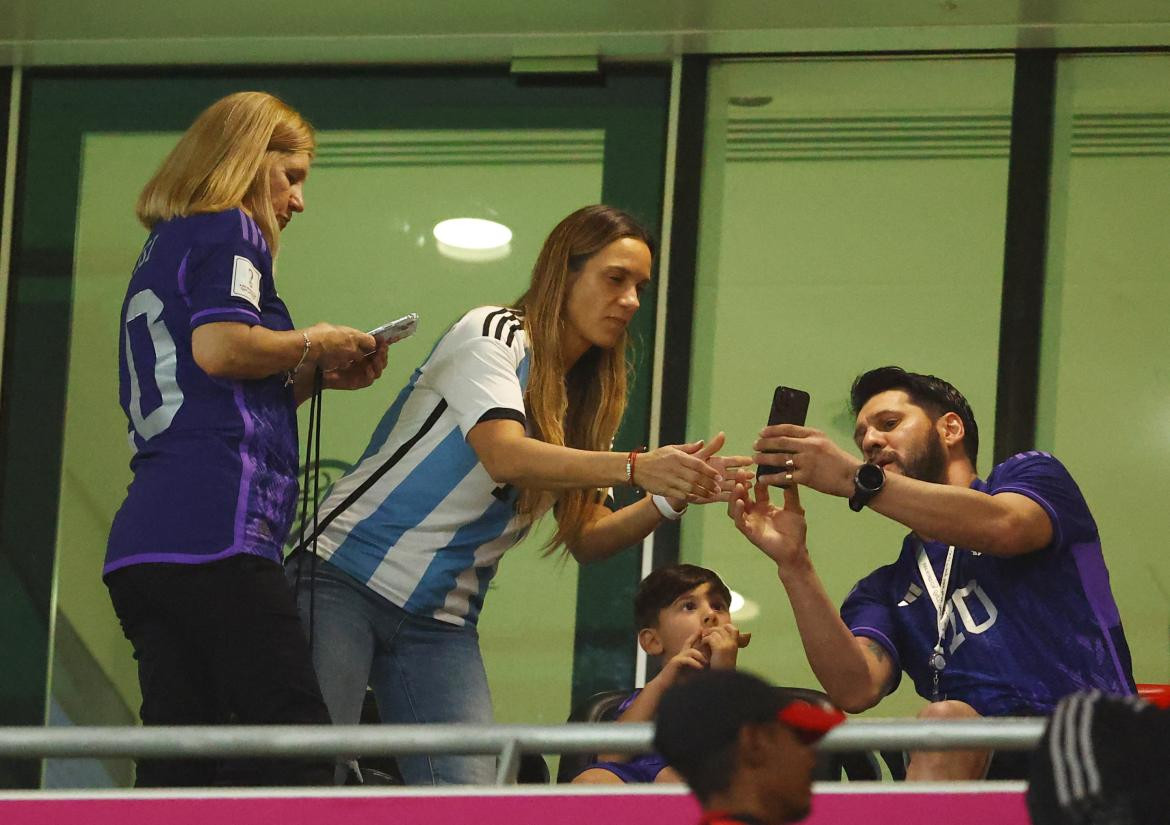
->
<box><xmin>105</xmin><ymin>92</ymin><xmax>388</xmax><ymax>787</ymax></box>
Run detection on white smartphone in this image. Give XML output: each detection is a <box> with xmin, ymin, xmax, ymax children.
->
<box><xmin>368</xmin><ymin>313</ymin><xmax>419</xmax><ymax>345</ymax></box>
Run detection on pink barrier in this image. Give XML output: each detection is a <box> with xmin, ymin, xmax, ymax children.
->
<box><xmin>0</xmin><ymin>785</ymin><xmax>1029</xmax><ymax>825</ymax></box>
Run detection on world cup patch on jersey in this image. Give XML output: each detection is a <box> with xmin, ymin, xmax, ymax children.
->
<box><xmin>231</xmin><ymin>255</ymin><xmax>262</xmax><ymax>310</ymax></box>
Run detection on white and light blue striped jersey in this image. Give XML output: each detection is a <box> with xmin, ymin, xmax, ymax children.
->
<box><xmin>308</xmin><ymin>306</ymin><xmax>545</xmax><ymax>626</ymax></box>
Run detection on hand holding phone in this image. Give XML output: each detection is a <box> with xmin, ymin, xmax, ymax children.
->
<box><xmin>758</xmin><ymin>386</ymin><xmax>810</xmax><ymax>482</ymax></box>
<box><xmin>368</xmin><ymin>313</ymin><xmax>419</xmax><ymax>345</ymax></box>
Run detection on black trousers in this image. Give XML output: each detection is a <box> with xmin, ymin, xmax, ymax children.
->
<box><xmin>106</xmin><ymin>554</ymin><xmax>333</xmax><ymax>787</ymax></box>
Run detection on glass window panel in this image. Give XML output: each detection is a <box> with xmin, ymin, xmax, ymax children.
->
<box><xmin>3</xmin><ymin>71</ymin><xmax>668</xmax><ymax>788</ymax></box>
<box><xmin>685</xmin><ymin>56</ymin><xmax>1013</xmax><ymax>716</ymax></box>
<box><xmin>1038</xmin><ymin>53</ymin><xmax>1170</xmax><ymax>685</ymax></box>
<box><xmin>59</xmin><ymin>126</ymin><xmax>603</xmax><ymax>734</ymax></box>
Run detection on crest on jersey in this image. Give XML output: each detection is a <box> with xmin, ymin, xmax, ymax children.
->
<box><xmin>231</xmin><ymin>256</ymin><xmax>262</xmax><ymax>310</ymax></box>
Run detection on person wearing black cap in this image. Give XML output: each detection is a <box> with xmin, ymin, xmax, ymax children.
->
<box><xmin>654</xmin><ymin>669</ymin><xmax>845</xmax><ymax>825</ymax></box>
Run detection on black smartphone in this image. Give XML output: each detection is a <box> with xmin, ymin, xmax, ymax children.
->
<box><xmin>758</xmin><ymin>386</ymin><xmax>811</xmax><ymax>480</ymax></box>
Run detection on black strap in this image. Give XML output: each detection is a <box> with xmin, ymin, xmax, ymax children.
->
<box><xmin>290</xmin><ymin>398</ymin><xmax>450</xmax><ymax>554</ymax></box>
<box><xmin>291</xmin><ymin>368</ymin><xmax>325</xmax><ymax>648</ymax></box>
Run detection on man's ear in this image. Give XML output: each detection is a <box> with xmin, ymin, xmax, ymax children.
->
<box><xmin>638</xmin><ymin>627</ymin><xmax>664</xmax><ymax>656</ymax></box>
<box><xmin>939</xmin><ymin>411</ymin><xmax>965</xmax><ymax>448</ymax></box>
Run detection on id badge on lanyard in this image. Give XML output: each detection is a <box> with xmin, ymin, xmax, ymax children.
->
<box><xmin>915</xmin><ymin>540</ymin><xmax>956</xmax><ymax>701</ymax></box>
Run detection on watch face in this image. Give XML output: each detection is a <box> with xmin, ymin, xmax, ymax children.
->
<box><xmin>856</xmin><ymin>463</ymin><xmax>884</xmax><ymax>491</ymax></box>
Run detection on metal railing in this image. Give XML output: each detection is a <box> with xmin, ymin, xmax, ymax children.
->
<box><xmin>0</xmin><ymin>718</ymin><xmax>1046</xmax><ymax>786</ymax></box>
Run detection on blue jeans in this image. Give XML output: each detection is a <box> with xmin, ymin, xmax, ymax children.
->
<box><xmin>286</xmin><ymin>553</ymin><xmax>496</xmax><ymax>785</ymax></box>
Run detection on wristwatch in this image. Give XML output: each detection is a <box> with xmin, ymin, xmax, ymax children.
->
<box><xmin>848</xmin><ymin>463</ymin><xmax>885</xmax><ymax>512</ymax></box>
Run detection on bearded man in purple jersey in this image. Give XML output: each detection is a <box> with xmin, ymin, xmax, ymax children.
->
<box><xmin>729</xmin><ymin>366</ymin><xmax>1134</xmax><ymax>781</ymax></box>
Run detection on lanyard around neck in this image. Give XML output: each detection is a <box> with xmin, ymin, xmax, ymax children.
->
<box><xmin>915</xmin><ymin>540</ymin><xmax>956</xmax><ymax>699</ymax></box>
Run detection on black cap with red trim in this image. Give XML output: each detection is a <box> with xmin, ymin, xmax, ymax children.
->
<box><xmin>654</xmin><ymin>670</ymin><xmax>845</xmax><ymax>771</ymax></box>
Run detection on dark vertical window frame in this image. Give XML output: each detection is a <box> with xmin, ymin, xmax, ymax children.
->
<box><xmin>569</xmin><ymin>67</ymin><xmax>672</xmax><ymax>709</ymax></box>
<box><xmin>569</xmin><ymin>57</ymin><xmax>710</xmax><ymax>702</ymax></box>
<box><xmin>0</xmin><ymin>67</ymin><xmax>51</xmax><ymax>790</ymax></box>
<box><xmin>993</xmin><ymin>50</ymin><xmax>1057</xmax><ymax>465</ymax></box>
<box><xmin>0</xmin><ymin>67</ymin><xmax>9</xmax><ymax>228</ymax></box>
<box><xmin>650</xmin><ymin>55</ymin><xmax>710</xmax><ymax>572</ymax></box>
<box><xmin>0</xmin><ymin>66</ymin><xmax>671</xmax><ymax>785</ymax></box>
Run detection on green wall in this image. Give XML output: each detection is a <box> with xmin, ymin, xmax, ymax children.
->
<box><xmin>685</xmin><ymin>52</ymin><xmax>1170</xmax><ymax>711</ymax></box>
<box><xmin>57</xmin><ymin>125</ymin><xmax>603</xmax><ymax>732</ymax></box>
<box><xmin>1037</xmin><ymin>52</ymin><xmax>1170</xmax><ymax>683</ymax></box>
<box><xmin>1</xmin><ymin>69</ymin><xmax>667</xmax><ymax>787</ymax></box>
<box><xmin>5</xmin><ymin>50</ymin><xmax>1170</xmax><ymax>786</ymax></box>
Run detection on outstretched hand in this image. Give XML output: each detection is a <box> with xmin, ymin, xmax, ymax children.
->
<box><xmin>634</xmin><ymin>441</ymin><xmax>724</xmax><ymax>500</ymax></box>
<box><xmin>668</xmin><ymin>432</ymin><xmax>754</xmax><ymax>509</ymax></box>
<box><xmin>727</xmin><ymin>480</ymin><xmax>809</xmax><ymax>573</ymax></box>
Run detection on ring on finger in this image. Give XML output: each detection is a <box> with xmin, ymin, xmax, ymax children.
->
<box><xmin>784</xmin><ymin>472</ymin><xmax>794</xmax><ymax>482</ymax></box>
<box><xmin>784</xmin><ymin>458</ymin><xmax>794</xmax><ymax>469</ymax></box>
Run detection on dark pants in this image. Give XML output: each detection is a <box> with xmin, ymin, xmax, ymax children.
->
<box><xmin>106</xmin><ymin>554</ymin><xmax>333</xmax><ymax>787</ymax></box>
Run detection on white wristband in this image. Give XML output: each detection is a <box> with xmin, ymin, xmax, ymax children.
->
<box><xmin>652</xmin><ymin>494</ymin><xmax>687</xmax><ymax>521</ymax></box>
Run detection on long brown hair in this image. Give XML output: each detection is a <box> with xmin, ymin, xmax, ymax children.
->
<box><xmin>136</xmin><ymin>91</ymin><xmax>315</xmax><ymax>255</ymax></box>
<box><xmin>513</xmin><ymin>205</ymin><xmax>655</xmax><ymax>554</ymax></box>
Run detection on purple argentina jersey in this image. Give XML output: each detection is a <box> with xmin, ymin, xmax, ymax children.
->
<box><xmin>104</xmin><ymin>209</ymin><xmax>299</xmax><ymax>575</ymax></box>
<box><xmin>841</xmin><ymin>451</ymin><xmax>1134</xmax><ymax>716</ymax></box>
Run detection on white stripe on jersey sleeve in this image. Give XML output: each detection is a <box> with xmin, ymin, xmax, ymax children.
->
<box><xmin>423</xmin><ymin>308</ymin><xmax>526</xmax><ymax>438</ymax></box>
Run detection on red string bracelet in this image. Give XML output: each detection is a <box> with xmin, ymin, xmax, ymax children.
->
<box><xmin>626</xmin><ymin>447</ymin><xmax>646</xmax><ymax>488</ymax></box>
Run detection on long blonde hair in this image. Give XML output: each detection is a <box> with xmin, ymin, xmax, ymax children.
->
<box><xmin>513</xmin><ymin>205</ymin><xmax>655</xmax><ymax>554</ymax></box>
<box><xmin>136</xmin><ymin>91</ymin><xmax>315</xmax><ymax>254</ymax></box>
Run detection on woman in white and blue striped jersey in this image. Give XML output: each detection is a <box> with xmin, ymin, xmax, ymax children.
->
<box><xmin>286</xmin><ymin>205</ymin><xmax>750</xmax><ymax>785</ymax></box>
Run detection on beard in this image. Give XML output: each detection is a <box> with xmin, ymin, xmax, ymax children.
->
<box><xmin>899</xmin><ymin>430</ymin><xmax>948</xmax><ymax>484</ymax></box>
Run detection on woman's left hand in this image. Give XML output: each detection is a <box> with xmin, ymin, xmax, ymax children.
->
<box><xmin>323</xmin><ymin>341</ymin><xmax>389</xmax><ymax>390</ymax></box>
<box><xmin>666</xmin><ymin>431</ymin><xmax>754</xmax><ymax>509</ymax></box>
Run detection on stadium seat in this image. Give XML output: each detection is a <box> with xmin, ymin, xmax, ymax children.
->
<box><xmin>555</xmin><ymin>690</ymin><xmax>630</xmax><ymax>783</ymax></box>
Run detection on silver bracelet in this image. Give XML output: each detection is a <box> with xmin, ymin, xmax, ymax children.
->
<box><xmin>652</xmin><ymin>494</ymin><xmax>687</xmax><ymax>521</ymax></box>
<box><xmin>284</xmin><ymin>331</ymin><xmax>311</xmax><ymax>387</ymax></box>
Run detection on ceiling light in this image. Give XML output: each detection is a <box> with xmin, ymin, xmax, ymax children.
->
<box><xmin>433</xmin><ymin>218</ymin><xmax>512</xmax><ymax>263</ymax></box>
<box><xmin>730</xmin><ymin>589</ymin><xmax>760</xmax><ymax>622</ymax></box>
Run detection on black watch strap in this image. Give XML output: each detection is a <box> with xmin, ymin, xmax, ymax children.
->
<box><xmin>849</xmin><ymin>463</ymin><xmax>885</xmax><ymax>512</ymax></box>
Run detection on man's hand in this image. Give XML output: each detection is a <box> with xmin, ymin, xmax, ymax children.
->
<box><xmin>703</xmin><ymin>623</ymin><xmax>747</xmax><ymax>670</ymax></box>
<box><xmin>752</xmin><ymin>424</ymin><xmax>860</xmax><ymax>498</ymax></box>
<box><xmin>728</xmin><ymin>481</ymin><xmax>810</xmax><ymax>575</ymax></box>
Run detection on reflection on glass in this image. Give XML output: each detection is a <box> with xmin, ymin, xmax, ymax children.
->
<box><xmin>686</xmin><ymin>55</ymin><xmax>1013</xmax><ymax>717</ymax></box>
<box><xmin>1039</xmin><ymin>53</ymin><xmax>1170</xmax><ymax>688</ymax></box>
<box><xmin>50</xmin><ymin>126</ymin><xmax>603</xmax><ymax>786</ymax></box>
<box><xmin>433</xmin><ymin>217</ymin><xmax>513</xmax><ymax>262</ymax></box>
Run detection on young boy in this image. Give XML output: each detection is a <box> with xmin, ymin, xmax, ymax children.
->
<box><xmin>572</xmin><ymin>563</ymin><xmax>749</xmax><ymax>784</ymax></box>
